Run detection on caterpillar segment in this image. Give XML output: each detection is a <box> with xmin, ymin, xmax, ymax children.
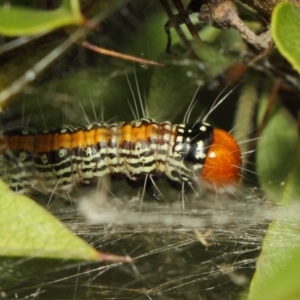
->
<box><xmin>0</xmin><ymin>118</ymin><xmax>241</xmax><ymax>199</ymax></box>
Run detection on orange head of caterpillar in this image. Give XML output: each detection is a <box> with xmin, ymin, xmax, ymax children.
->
<box><xmin>200</xmin><ymin>129</ymin><xmax>242</xmax><ymax>188</ymax></box>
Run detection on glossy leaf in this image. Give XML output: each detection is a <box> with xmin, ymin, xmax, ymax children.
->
<box><xmin>248</xmin><ymin>220</ymin><xmax>300</xmax><ymax>300</ymax></box>
<box><xmin>0</xmin><ymin>0</ymin><xmax>83</xmax><ymax>36</ymax></box>
<box><xmin>272</xmin><ymin>2</ymin><xmax>300</xmax><ymax>74</ymax></box>
<box><xmin>0</xmin><ymin>180</ymin><xmax>99</xmax><ymax>259</ymax></box>
<box><xmin>247</xmin><ymin>163</ymin><xmax>300</xmax><ymax>300</ymax></box>
<box><xmin>0</xmin><ymin>179</ymin><xmax>131</xmax><ymax>288</ymax></box>
<box><xmin>247</xmin><ymin>101</ymin><xmax>300</xmax><ymax>299</ymax></box>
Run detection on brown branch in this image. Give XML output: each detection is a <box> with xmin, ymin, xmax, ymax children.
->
<box><xmin>82</xmin><ymin>41</ymin><xmax>163</xmax><ymax>67</ymax></box>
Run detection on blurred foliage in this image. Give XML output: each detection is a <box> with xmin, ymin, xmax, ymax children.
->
<box><xmin>256</xmin><ymin>91</ymin><xmax>298</xmax><ymax>202</ymax></box>
<box><xmin>1</xmin><ymin>0</ymin><xmax>300</xmax><ymax>299</ymax></box>
<box><xmin>0</xmin><ymin>0</ymin><xmax>83</xmax><ymax>36</ymax></box>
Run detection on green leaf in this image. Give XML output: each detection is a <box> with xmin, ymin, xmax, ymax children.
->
<box><xmin>147</xmin><ymin>52</ymin><xmax>204</xmax><ymax>122</ymax></box>
<box><xmin>247</xmin><ymin>163</ymin><xmax>300</xmax><ymax>300</ymax></box>
<box><xmin>247</xmin><ymin>220</ymin><xmax>300</xmax><ymax>300</ymax></box>
<box><xmin>281</xmin><ymin>153</ymin><xmax>300</xmax><ymax>205</ymax></box>
<box><xmin>256</xmin><ymin>94</ymin><xmax>298</xmax><ymax>202</ymax></box>
<box><xmin>11</xmin><ymin>67</ymin><xmax>136</xmax><ymax>128</ymax></box>
<box><xmin>247</xmin><ymin>109</ymin><xmax>300</xmax><ymax>300</ymax></box>
<box><xmin>0</xmin><ymin>0</ymin><xmax>83</xmax><ymax>36</ymax></box>
<box><xmin>0</xmin><ymin>179</ymin><xmax>131</xmax><ymax>288</ymax></box>
<box><xmin>272</xmin><ymin>2</ymin><xmax>300</xmax><ymax>74</ymax></box>
<box><xmin>148</xmin><ymin>41</ymin><xmax>237</xmax><ymax>122</ymax></box>
<box><xmin>0</xmin><ymin>179</ymin><xmax>97</xmax><ymax>288</ymax></box>
<box><xmin>0</xmin><ymin>180</ymin><xmax>99</xmax><ymax>260</ymax></box>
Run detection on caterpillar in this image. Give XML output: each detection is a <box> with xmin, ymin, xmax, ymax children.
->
<box><xmin>0</xmin><ymin>117</ymin><xmax>241</xmax><ymax>200</ymax></box>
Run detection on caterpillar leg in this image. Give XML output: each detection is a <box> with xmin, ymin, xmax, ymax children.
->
<box><xmin>126</xmin><ymin>177</ymin><xmax>163</xmax><ymax>201</ymax></box>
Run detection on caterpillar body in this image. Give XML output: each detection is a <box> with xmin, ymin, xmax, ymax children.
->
<box><xmin>0</xmin><ymin>117</ymin><xmax>241</xmax><ymax>199</ymax></box>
